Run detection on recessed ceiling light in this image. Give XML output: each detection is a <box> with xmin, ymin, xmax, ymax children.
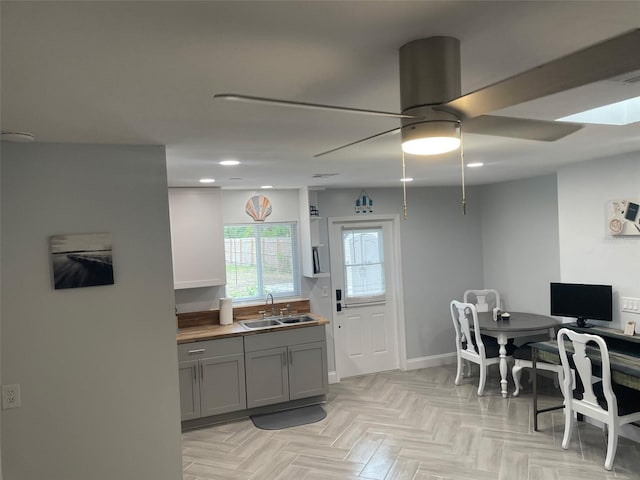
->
<box><xmin>219</xmin><ymin>160</ymin><xmax>240</xmax><ymax>166</ymax></box>
<box><xmin>260</xmin><ymin>185</ymin><xmax>273</xmax><ymax>189</ymax></box>
<box><xmin>199</xmin><ymin>178</ymin><xmax>216</xmax><ymax>183</ymax></box>
<box><xmin>467</xmin><ymin>162</ymin><xmax>484</xmax><ymax>168</ymax></box>
<box><xmin>401</xmin><ymin>177</ymin><xmax>414</xmax><ymax>182</ymax></box>
<box><xmin>1</xmin><ymin>131</ymin><xmax>35</xmax><ymax>142</ymax></box>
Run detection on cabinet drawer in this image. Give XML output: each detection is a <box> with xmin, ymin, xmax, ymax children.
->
<box><xmin>177</xmin><ymin>337</ymin><xmax>243</xmax><ymax>362</ymax></box>
<box><xmin>244</xmin><ymin>325</ymin><xmax>326</xmax><ymax>352</ymax></box>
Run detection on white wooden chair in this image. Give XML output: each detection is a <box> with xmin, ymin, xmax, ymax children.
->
<box><xmin>557</xmin><ymin>328</ymin><xmax>640</xmax><ymax>471</ymax></box>
<box><xmin>512</xmin><ymin>343</ymin><xmax>563</xmax><ymax>396</ymax></box>
<box><xmin>463</xmin><ymin>289</ymin><xmax>501</xmax><ymax>313</ymax></box>
<box><xmin>450</xmin><ymin>300</ymin><xmax>506</xmax><ymax>396</ymax></box>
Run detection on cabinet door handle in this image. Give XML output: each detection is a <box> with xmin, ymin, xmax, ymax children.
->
<box><xmin>200</xmin><ymin>363</ymin><xmax>204</xmax><ymax>380</ymax></box>
<box><xmin>193</xmin><ymin>365</ymin><xmax>197</xmax><ymax>381</ymax></box>
<box><xmin>188</xmin><ymin>349</ymin><xmax>205</xmax><ymax>355</ymax></box>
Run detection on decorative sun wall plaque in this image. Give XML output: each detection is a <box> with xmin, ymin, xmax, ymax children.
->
<box><xmin>608</xmin><ymin>199</ymin><xmax>640</xmax><ymax>236</ymax></box>
<box><xmin>50</xmin><ymin>233</ymin><xmax>114</xmax><ymax>289</ymax></box>
<box><xmin>245</xmin><ymin>194</ymin><xmax>272</xmax><ymax>222</ymax></box>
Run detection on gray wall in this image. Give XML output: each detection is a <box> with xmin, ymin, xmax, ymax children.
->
<box><xmin>317</xmin><ymin>187</ymin><xmax>484</xmax><ymax>363</ymax></box>
<box><xmin>1</xmin><ymin>143</ymin><xmax>183</xmax><ymax>480</ymax></box>
<box><xmin>557</xmin><ymin>153</ymin><xmax>640</xmax><ymax>331</ymax></box>
<box><xmin>479</xmin><ymin>175</ymin><xmax>561</xmax><ymax>314</ymax></box>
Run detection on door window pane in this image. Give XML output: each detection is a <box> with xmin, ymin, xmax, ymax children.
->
<box><xmin>342</xmin><ymin>228</ymin><xmax>385</xmax><ymax>304</ymax></box>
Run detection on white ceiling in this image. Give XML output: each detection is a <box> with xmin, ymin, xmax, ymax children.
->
<box><xmin>2</xmin><ymin>1</ymin><xmax>639</xmax><ymax>189</ymax></box>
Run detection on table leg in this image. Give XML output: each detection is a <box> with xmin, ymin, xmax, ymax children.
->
<box><xmin>498</xmin><ymin>334</ymin><xmax>508</xmax><ymax>398</ymax></box>
<box><xmin>533</xmin><ymin>347</ymin><xmax>538</xmax><ymax>431</ymax></box>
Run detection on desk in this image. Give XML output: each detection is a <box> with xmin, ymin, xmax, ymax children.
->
<box><xmin>478</xmin><ymin>312</ymin><xmax>558</xmax><ymax>398</ymax></box>
<box><xmin>531</xmin><ymin>325</ymin><xmax>640</xmax><ymax>430</ymax></box>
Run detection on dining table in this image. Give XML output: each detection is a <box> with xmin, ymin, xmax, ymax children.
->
<box><xmin>477</xmin><ymin>311</ymin><xmax>559</xmax><ymax>398</ymax></box>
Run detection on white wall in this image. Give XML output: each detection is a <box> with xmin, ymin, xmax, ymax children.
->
<box><xmin>174</xmin><ymin>189</ymin><xmax>311</xmax><ymax>313</ymax></box>
<box><xmin>222</xmin><ymin>189</ymin><xmax>300</xmax><ymax>224</ymax></box>
<box><xmin>479</xmin><ymin>175</ymin><xmax>561</xmax><ymax>314</ymax></box>
<box><xmin>317</xmin><ymin>187</ymin><xmax>484</xmax><ymax>364</ymax></box>
<box><xmin>1</xmin><ymin>143</ymin><xmax>183</xmax><ymax>480</ymax></box>
<box><xmin>557</xmin><ymin>153</ymin><xmax>640</xmax><ymax>331</ymax></box>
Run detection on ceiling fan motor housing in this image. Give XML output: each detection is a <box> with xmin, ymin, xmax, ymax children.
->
<box><xmin>399</xmin><ymin>36</ymin><xmax>462</xmax><ymax>146</ymax></box>
<box><xmin>399</xmin><ymin>36</ymin><xmax>461</xmax><ymax>111</ymax></box>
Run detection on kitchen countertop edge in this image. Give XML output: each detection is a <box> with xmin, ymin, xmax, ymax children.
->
<box><xmin>177</xmin><ymin>313</ymin><xmax>330</xmax><ymax>344</ymax></box>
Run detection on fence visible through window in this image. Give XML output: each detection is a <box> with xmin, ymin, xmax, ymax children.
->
<box><xmin>224</xmin><ymin>223</ymin><xmax>299</xmax><ymax>301</ymax></box>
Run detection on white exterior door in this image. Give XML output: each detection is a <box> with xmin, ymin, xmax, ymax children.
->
<box><xmin>329</xmin><ymin>216</ymin><xmax>403</xmax><ymax>380</ymax></box>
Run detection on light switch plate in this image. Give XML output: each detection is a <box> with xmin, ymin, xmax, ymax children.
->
<box><xmin>621</xmin><ymin>297</ymin><xmax>640</xmax><ymax>314</ymax></box>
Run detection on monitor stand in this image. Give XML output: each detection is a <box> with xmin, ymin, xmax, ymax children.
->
<box><xmin>576</xmin><ymin>318</ymin><xmax>592</xmax><ymax>328</ymax></box>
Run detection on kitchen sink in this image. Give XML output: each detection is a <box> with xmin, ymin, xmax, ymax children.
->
<box><xmin>239</xmin><ymin>318</ymin><xmax>283</xmax><ymax>330</ymax></box>
<box><xmin>239</xmin><ymin>314</ymin><xmax>317</xmax><ymax>330</ymax></box>
<box><xmin>280</xmin><ymin>315</ymin><xmax>316</xmax><ymax>324</ymax></box>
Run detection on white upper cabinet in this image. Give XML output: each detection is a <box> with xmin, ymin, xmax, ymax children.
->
<box><xmin>169</xmin><ymin>188</ymin><xmax>226</xmax><ymax>289</ymax></box>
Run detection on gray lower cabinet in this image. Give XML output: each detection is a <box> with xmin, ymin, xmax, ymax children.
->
<box><xmin>244</xmin><ymin>347</ymin><xmax>289</xmax><ymax>408</ymax></box>
<box><xmin>244</xmin><ymin>326</ymin><xmax>328</xmax><ymax>409</ymax></box>
<box><xmin>178</xmin><ymin>337</ymin><xmax>246</xmax><ymax>421</ymax></box>
<box><xmin>288</xmin><ymin>341</ymin><xmax>327</xmax><ymax>400</ymax></box>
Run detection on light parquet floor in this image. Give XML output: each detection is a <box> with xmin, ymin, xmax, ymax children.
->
<box><xmin>182</xmin><ymin>365</ymin><xmax>640</xmax><ymax>480</ymax></box>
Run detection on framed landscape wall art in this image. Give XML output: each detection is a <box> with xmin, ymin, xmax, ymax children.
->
<box><xmin>608</xmin><ymin>199</ymin><xmax>640</xmax><ymax>236</ymax></box>
<box><xmin>50</xmin><ymin>233</ymin><xmax>115</xmax><ymax>289</ymax></box>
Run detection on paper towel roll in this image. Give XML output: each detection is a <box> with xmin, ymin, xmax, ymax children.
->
<box><xmin>219</xmin><ymin>297</ymin><xmax>233</xmax><ymax>325</ymax></box>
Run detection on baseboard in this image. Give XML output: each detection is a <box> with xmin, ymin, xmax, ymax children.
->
<box><xmin>181</xmin><ymin>394</ymin><xmax>326</xmax><ymax>432</ymax></box>
<box><xmin>406</xmin><ymin>352</ymin><xmax>457</xmax><ymax>371</ymax></box>
<box><xmin>329</xmin><ymin>354</ymin><xmax>456</xmax><ymax>383</ymax></box>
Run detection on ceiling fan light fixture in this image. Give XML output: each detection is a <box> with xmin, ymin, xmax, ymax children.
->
<box><xmin>401</xmin><ymin>121</ymin><xmax>461</xmax><ymax>155</ymax></box>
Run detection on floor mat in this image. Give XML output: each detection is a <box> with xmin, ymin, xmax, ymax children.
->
<box><xmin>250</xmin><ymin>404</ymin><xmax>327</xmax><ymax>430</ymax></box>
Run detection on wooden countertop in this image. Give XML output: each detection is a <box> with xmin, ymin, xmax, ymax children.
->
<box><xmin>176</xmin><ymin>312</ymin><xmax>329</xmax><ymax>344</ymax></box>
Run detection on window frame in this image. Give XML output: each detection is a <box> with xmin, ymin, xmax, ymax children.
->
<box><xmin>223</xmin><ymin>222</ymin><xmax>300</xmax><ymax>303</ymax></box>
<box><xmin>341</xmin><ymin>226</ymin><xmax>386</xmax><ymax>306</ymax></box>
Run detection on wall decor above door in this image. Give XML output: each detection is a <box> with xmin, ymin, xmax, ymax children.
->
<box><xmin>355</xmin><ymin>190</ymin><xmax>374</xmax><ymax>214</ymax></box>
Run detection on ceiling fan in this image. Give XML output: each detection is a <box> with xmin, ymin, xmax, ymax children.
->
<box><xmin>215</xmin><ymin>29</ymin><xmax>640</xmax><ymax>213</ymax></box>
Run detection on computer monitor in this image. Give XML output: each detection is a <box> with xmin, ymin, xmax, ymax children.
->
<box><xmin>550</xmin><ymin>282</ymin><xmax>613</xmax><ymax>327</ymax></box>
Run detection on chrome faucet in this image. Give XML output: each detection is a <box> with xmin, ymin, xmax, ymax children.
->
<box><xmin>265</xmin><ymin>293</ymin><xmax>275</xmax><ymax>317</ymax></box>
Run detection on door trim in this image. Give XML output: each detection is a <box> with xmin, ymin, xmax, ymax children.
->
<box><xmin>328</xmin><ymin>214</ymin><xmax>407</xmax><ymax>382</ymax></box>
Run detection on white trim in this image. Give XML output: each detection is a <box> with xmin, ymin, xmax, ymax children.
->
<box><xmin>392</xmin><ymin>215</ymin><xmax>408</xmax><ymax>372</ymax></box>
<box><xmin>328</xmin><ymin>371</ymin><xmax>339</xmax><ymax>384</ymax></box>
<box><xmin>328</xmin><ymin>214</ymin><xmax>407</xmax><ymax>379</ymax></box>
<box><xmin>406</xmin><ymin>353</ymin><xmax>458</xmax><ymax>370</ymax></box>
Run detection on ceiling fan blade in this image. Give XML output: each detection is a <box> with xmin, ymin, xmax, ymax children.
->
<box><xmin>464</xmin><ymin>115</ymin><xmax>582</xmax><ymax>141</ymax></box>
<box><xmin>441</xmin><ymin>29</ymin><xmax>640</xmax><ymax>118</ymax></box>
<box><xmin>314</xmin><ymin>127</ymin><xmax>401</xmax><ymax>157</ymax></box>
<box><xmin>214</xmin><ymin>94</ymin><xmax>420</xmax><ymax>119</ymax></box>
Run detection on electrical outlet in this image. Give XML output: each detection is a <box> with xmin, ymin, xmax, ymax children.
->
<box><xmin>321</xmin><ymin>286</ymin><xmax>329</xmax><ymax>297</ymax></box>
<box><xmin>621</xmin><ymin>297</ymin><xmax>640</xmax><ymax>314</ymax></box>
<box><xmin>2</xmin><ymin>384</ymin><xmax>21</xmax><ymax>409</ymax></box>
